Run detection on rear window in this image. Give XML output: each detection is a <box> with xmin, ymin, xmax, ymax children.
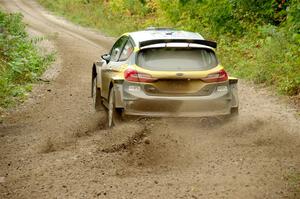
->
<box><xmin>137</xmin><ymin>48</ymin><xmax>218</xmax><ymax>71</ymax></box>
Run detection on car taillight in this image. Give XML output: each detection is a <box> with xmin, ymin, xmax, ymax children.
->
<box><xmin>201</xmin><ymin>69</ymin><xmax>228</xmax><ymax>83</ymax></box>
<box><xmin>124</xmin><ymin>68</ymin><xmax>157</xmax><ymax>83</ymax></box>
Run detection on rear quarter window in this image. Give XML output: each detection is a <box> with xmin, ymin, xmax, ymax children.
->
<box><xmin>119</xmin><ymin>40</ymin><xmax>134</xmax><ymax>61</ymax></box>
<box><xmin>137</xmin><ymin>48</ymin><xmax>218</xmax><ymax>71</ymax></box>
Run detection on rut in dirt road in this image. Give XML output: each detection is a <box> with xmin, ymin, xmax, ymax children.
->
<box><xmin>0</xmin><ymin>0</ymin><xmax>300</xmax><ymax>199</ymax></box>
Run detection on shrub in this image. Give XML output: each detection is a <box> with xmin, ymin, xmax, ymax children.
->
<box><xmin>0</xmin><ymin>11</ymin><xmax>54</xmax><ymax>108</ymax></box>
<box><xmin>37</xmin><ymin>0</ymin><xmax>300</xmax><ymax>96</ymax></box>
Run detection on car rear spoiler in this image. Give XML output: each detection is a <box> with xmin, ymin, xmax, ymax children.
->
<box><xmin>139</xmin><ymin>39</ymin><xmax>217</xmax><ymax>49</ymax></box>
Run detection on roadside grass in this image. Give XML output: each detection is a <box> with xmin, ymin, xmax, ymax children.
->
<box><xmin>0</xmin><ymin>10</ymin><xmax>55</xmax><ymax>110</ymax></box>
<box><xmin>37</xmin><ymin>0</ymin><xmax>143</xmax><ymax>36</ymax></box>
<box><xmin>37</xmin><ymin>0</ymin><xmax>299</xmax><ymax>97</ymax></box>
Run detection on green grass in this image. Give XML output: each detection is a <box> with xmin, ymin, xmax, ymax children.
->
<box><xmin>38</xmin><ymin>0</ymin><xmax>144</xmax><ymax>36</ymax></box>
<box><xmin>37</xmin><ymin>0</ymin><xmax>299</xmax><ymax>96</ymax></box>
<box><xmin>0</xmin><ymin>10</ymin><xmax>55</xmax><ymax>109</ymax></box>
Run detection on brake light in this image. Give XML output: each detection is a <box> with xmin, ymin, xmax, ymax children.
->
<box><xmin>124</xmin><ymin>68</ymin><xmax>157</xmax><ymax>83</ymax></box>
<box><xmin>201</xmin><ymin>69</ymin><xmax>228</xmax><ymax>83</ymax></box>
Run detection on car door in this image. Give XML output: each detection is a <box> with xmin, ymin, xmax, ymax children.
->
<box><xmin>101</xmin><ymin>36</ymin><xmax>128</xmax><ymax>100</ymax></box>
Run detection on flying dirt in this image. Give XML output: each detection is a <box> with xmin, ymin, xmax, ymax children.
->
<box><xmin>0</xmin><ymin>0</ymin><xmax>299</xmax><ymax>198</ymax></box>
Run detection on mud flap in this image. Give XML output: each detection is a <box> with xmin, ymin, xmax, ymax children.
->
<box><xmin>229</xmin><ymin>78</ymin><xmax>239</xmax><ymax>108</ymax></box>
<box><xmin>113</xmin><ymin>81</ymin><xmax>124</xmax><ymax>108</ymax></box>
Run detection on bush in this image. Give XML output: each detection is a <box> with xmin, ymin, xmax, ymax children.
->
<box><xmin>0</xmin><ymin>10</ymin><xmax>54</xmax><ymax>108</ymax></box>
<box><xmin>37</xmin><ymin>0</ymin><xmax>300</xmax><ymax>96</ymax></box>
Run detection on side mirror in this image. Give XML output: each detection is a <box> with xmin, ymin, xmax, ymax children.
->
<box><xmin>101</xmin><ymin>54</ymin><xmax>111</xmax><ymax>63</ymax></box>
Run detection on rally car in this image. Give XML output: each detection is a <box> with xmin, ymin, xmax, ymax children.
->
<box><xmin>92</xmin><ymin>28</ymin><xmax>239</xmax><ymax>127</ymax></box>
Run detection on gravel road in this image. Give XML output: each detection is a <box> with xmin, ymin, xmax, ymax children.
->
<box><xmin>0</xmin><ymin>0</ymin><xmax>299</xmax><ymax>198</ymax></box>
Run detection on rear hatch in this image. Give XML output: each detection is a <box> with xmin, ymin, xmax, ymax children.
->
<box><xmin>131</xmin><ymin>47</ymin><xmax>226</xmax><ymax>96</ymax></box>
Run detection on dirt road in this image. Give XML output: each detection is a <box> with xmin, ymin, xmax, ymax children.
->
<box><xmin>0</xmin><ymin>0</ymin><xmax>299</xmax><ymax>198</ymax></box>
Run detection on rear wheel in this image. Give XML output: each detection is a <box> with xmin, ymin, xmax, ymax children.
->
<box><xmin>222</xmin><ymin>107</ymin><xmax>239</xmax><ymax>122</ymax></box>
<box><xmin>107</xmin><ymin>87</ymin><xmax>122</xmax><ymax>128</ymax></box>
<box><xmin>92</xmin><ymin>77</ymin><xmax>104</xmax><ymax>111</ymax></box>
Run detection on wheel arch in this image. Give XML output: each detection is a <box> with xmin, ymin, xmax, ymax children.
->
<box><xmin>91</xmin><ymin>63</ymin><xmax>97</xmax><ymax>97</ymax></box>
<box><xmin>92</xmin><ymin>63</ymin><xmax>97</xmax><ymax>78</ymax></box>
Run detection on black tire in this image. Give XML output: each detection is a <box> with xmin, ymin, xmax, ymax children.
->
<box><xmin>230</xmin><ymin>107</ymin><xmax>239</xmax><ymax>117</ymax></box>
<box><xmin>222</xmin><ymin>107</ymin><xmax>239</xmax><ymax>122</ymax></box>
<box><xmin>107</xmin><ymin>87</ymin><xmax>123</xmax><ymax>128</ymax></box>
<box><xmin>92</xmin><ymin>77</ymin><xmax>104</xmax><ymax>111</ymax></box>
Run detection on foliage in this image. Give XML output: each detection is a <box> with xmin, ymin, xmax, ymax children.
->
<box><xmin>38</xmin><ymin>0</ymin><xmax>299</xmax><ymax>96</ymax></box>
<box><xmin>219</xmin><ymin>26</ymin><xmax>300</xmax><ymax>95</ymax></box>
<box><xmin>0</xmin><ymin>10</ymin><xmax>54</xmax><ymax>108</ymax></box>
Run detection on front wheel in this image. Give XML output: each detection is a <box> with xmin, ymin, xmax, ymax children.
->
<box><xmin>107</xmin><ymin>87</ymin><xmax>123</xmax><ymax>128</ymax></box>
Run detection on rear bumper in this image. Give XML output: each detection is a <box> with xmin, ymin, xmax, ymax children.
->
<box><xmin>122</xmin><ymin>88</ymin><xmax>232</xmax><ymax>117</ymax></box>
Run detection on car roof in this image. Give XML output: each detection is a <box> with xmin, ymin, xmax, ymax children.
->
<box><xmin>128</xmin><ymin>29</ymin><xmax>205</xmax><ymax>46</ymax></box>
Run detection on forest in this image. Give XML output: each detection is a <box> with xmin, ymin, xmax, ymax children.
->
<box><xmin>38</xmin><ymin>0</ymin><xmax>300</xmax><ymax>96</ymax></box>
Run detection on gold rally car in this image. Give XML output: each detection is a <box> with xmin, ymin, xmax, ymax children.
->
<box><xmin>92</xmin><ymin>28</ymin><xmax>239</xmax><ymax>127</ymax></box>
